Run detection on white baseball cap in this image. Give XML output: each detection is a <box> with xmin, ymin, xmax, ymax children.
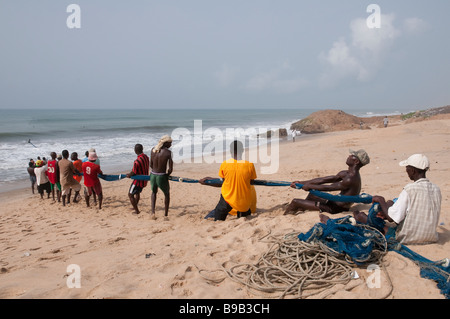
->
<box><xmin>399</xmin><ymin>154</ymin><xmax>430</xmax><ymax>170</ymax></box>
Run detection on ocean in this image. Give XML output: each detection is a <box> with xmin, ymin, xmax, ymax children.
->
<box><xmin>0</xmin><ymin>107</ymin><xmax>406</xmax><ymax>192</ymax></box>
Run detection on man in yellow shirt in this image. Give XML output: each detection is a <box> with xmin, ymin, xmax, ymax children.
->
<box><xmin>200</xmin><ymin>140</ymin><xmax>257</xmax><ymax>221</ymax></box>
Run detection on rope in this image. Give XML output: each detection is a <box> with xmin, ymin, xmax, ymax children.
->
<box><xmin>198</xmin><ymin>232</ymin><xmax>356</xmax><ymax>299</ymax></box>
<box><xmin>96</xmin><ymin>174</ymin><xmax>373</xmax><ymax>203</ymax></box>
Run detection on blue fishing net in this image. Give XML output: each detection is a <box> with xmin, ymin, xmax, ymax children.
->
<box><xmin>297</xmin><ymin>215</ymin><xmax>387</xmax><ymax>266</ymax></box>
<box><xmin>298</xmin><ymin>202</ymin><xmax>450</xmax><ymax>299</ymax></box>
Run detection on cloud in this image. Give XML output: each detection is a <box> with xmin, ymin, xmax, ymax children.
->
<box><xmin>319</xmin><ymin>13</ymin><xmax>401</xmax><ymax>87</ymax></box>
<box><xmin>243</xmin><ymin>61</ymin><xmax>308</xmax><ymax>94</ymax></box>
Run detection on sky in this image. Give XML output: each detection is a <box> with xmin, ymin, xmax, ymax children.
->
<box><xmin>0</xmin><ymin>0</ymin><xmax>449</xmax><ymax>111</ymax></box>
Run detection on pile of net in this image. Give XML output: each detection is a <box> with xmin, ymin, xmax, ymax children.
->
<box><xmin>199</xmin><ymin>205</ymin><xmax>449</xmax><ymax>299</ymax></box>
<box><xmin>199</xmin><ymin>217</ymin><xmax>389</xmax><ymax>299</ymax></box>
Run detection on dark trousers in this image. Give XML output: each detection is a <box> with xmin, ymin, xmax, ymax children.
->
<box><xmin>205</xmin><ymin>195</ymin><xmax>251</xmax><ymax>221</ymax></box>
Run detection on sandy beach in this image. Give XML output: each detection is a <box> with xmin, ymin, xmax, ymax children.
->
<box><xmin>1</xmin><ymin>114</ymin><xmax>449</xmax><ymax>300</ymax></box>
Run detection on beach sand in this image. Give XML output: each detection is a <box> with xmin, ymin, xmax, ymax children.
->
<box><xmin>1</xmin><ymin>115</ymin><xmax>449</xmax><ymax>300</ymax></box>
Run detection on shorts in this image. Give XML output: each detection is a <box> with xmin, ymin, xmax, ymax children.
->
<box><xmin>30</xmin><ymin>175</ymin><xmax>36</xmax><ymax>184</ymax></box>
<box><xmin>150</xmin><ymin>173</ymin><xmax>170</xmax><ymax>195</ymax></box>
<box><xmin>84</xmin><ymin>182</ymin><xmax>102</xmax><ymax>196</ymax></box>
<box><xmin>51</xmin><ymin>182</ymin><xmax>61</xmax><ymax>191</ymax></box>
<box><xmin>129</xmin><ymin>183</ymin><xmax>143</xmax><ymax>195</ymax></box>
<box><xmin>62</xmin><ymin>182</ymin><xmax>81</xmax><ymax>196</ymax></box>
<box><xmin>316</xmin><ymin>200</ymin><xmax>349</xmax><ymax>214</ymax></box>
<box><xmin>205</xmin><ymin>195</ymin><xmax>251</xmax><ymax>221</ymax></box>
<box><xmin>37</xmin><ymin>182</ymin><xmax>51</xmax><ymax>195</ymax></box>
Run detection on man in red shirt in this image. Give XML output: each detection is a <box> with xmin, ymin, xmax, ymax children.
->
<box><xmin>82</xmin><ymin>151</ymin><xmax>103</xmax><ymax>209</ymax></box>
<box><xmin>47</xmin><ymin>152</ymin><xmax>61</xmax><ymax>202</ymax></box>
<box><xmin>126</xmin><ymin>144</ymin><xmax>150</xmax><ymax>215</ymax></box>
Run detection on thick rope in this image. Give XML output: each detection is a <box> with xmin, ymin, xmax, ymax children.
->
<box><xmin>198</xmin><ymin>233</ymin><xmax>357</xmax><ymax>299</ymax></box>
<box><xmin>97</xmin><ymin>174</ymin><xmax>372</xmax><ymax>203</ymax></box>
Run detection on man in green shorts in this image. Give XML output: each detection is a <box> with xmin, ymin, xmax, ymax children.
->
<box><xmin>150</xmin><ymin>135</ymin><xmax>173</xmax><ymax>220</ymax></box>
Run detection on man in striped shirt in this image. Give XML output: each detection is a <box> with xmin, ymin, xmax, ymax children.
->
<box><xmin>127</xmin><ymin>144</ymin><xmax>150</xmax><ymax>215</ymax></box>
<box><xmin>353</xmin><ymin>154</ymin><xmax>442</xmax><ymax>245</ymax></box>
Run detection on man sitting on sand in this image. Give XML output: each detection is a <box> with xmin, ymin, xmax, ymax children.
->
<box><xmin>200</xmin><ymin>140</ymin><xmax>257</xmax><ymax>221</ymax></box>
<box><xmin>284</xmin><ymin>149</ymin><xmax>370</xmax><ymax>215</ymax></box>
<box><xmin>127</xmin><ymin>144</ymin><xmax>150</xmax><ymax>215</ymax></box>
<box><xmin>348</xmin><ymin>154</ymin><xmax>442</xmax><ymax>245</ymax></box>
<box><xmin>150</xmin><ymin>135</ymin><xmax>173</xmax><ymax>220</ymax></box>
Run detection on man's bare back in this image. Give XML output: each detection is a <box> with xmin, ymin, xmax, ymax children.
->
<box><xmin>151</xmin><ymin>148</ymin><xmax>173</xmax><ymax>174</ymax></box>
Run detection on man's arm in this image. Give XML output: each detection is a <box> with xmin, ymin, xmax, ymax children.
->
<box><xmin>302</xmin><ymin>179</ymin><xmax>350</xmax><ymax>192</ymax></box>
<box><xmin>373</xmin><ymin>191</ymin><xmax>409</xmax><ymax>224</ymax></box>
<box><xmin>291</xmin><ymin>172</ymin><xmax>345</xmax><ymax>189</ymax></box>
<box><xmin>372</xmin><ymin>195</ymin><xmax>395</xmax><ymax>223</ymax></box>
<box><xmin>126</xmin><ymin>161</ymin><xmax>136</xmax><ymax>178</ymax></box>
<box><xmin>167</xmin><ymin>152</ymin><xmax>173</xmax><ymax>176</ymax></box>
<box><xmin>70</xmin><ymin>162</ymin><xmax>81</xmax><ymax>175</ymax></box>
<box><xmin>199</xmin><ymin>177</ymin><xmax>223</xmax><ymax>187</ymax></box>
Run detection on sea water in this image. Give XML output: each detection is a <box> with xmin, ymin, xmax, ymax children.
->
<box><xmin>0</xmin><ymin>108</ymin><xmax>305</xmax><ymax>190</ymax></box>
<box><xmin>0</xmin><ymin>107</ymin><xmax>407</xmax><ymax>192</ymax></box>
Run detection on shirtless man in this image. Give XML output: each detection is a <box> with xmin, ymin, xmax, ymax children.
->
<box><xmin>284</xmin><ymin>149</ymin><xmax>370</xmax><ymax>215</ymax></box>
<box><xmin>150</xmin><ymin>135</ymin><xmax>173</xmax><ymax>220</ymax></box>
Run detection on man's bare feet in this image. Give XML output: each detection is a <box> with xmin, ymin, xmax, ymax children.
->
<box><xmin>352</xmin><ymin>211</ymin><xmax>368</xmax><ymax>224</ymax></box>
<box><xmin>284</xmin><ymin>202</ymin><xmax>300</xmax><ymax>215</ymax></box>
<box><xmin>319</xmin><ymin>213</ymin><xmax>330</xmax><ymax>224</ymax></box>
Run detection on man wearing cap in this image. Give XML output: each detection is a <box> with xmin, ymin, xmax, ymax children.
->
<box><xmin>360</xmin><ymin>154</ymin><xmax>441</xmax><ymax>245</ymax></box>
<box><xmin>284</xmin><ymin>149</ymin><xmax>370</xmax><ymax>215</ymax></box>
<box><xmin>34</xmin><ymin>160</ymin><xmax>51</xmax><ymax>199</ymax></box>
<box><xmin>82</xmin><ymin>151</ymin><xmax>103</xmax><ymax>209</ymax></box>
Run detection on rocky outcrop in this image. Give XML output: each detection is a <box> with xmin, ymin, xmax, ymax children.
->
<box><xmin>289</xmin><ymin>105</ymin><xmax>450</xmax><ymax>134</ymax></box>
<box><xmin>290</xmin><ymin>110</ymin><xmax>366</xmax><ymax>134</ymax></box>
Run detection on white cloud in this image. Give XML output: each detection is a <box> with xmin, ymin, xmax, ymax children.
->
<box><xmin>319</xmin><ymin>13</ymin><xmax>402</xmax><ymax>87</ymax></box>
<box><xmin>318</xmin><ymin>38</ymin><xmax>368</xmax><ymax>86</ymax></box>
<box><xmin>243</xmin><ymin>61</ymin><xmax>308</xmax><ymax>93</ymax></box>
<box><xmin>351</xmin><ymin>14</ymin><xmax>401</xmax><ymax>55</ymax></box>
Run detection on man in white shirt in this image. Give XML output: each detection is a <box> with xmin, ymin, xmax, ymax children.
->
<box><xmin>353</xmin><ymin>154</ymin><xmax>441</xmax><ymax>245</ymax></box>
<box><xmin>34</xmin><ymin>160</ymin><xmax>51</xmax><ymax>199</ymax></box>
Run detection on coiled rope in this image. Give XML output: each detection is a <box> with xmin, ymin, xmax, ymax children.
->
<box><xmin>198</xmin><ymin>232</ymin><xmax>356</xmax><ymax>299</ymax></box>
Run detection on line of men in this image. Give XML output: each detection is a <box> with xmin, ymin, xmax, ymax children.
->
<box><xmin>27</xmin><ymin>136</ymin><xmax>443</xmax><ymax>246</ymax></box>
<box><xmin>29</xmin><ymin>149</ymin><xmax>103</xmax><ymax>209</ymax></box>
<box><xmin>127</xmin><ymin>136</ymin><xmax>442</xmax><ymax>246</ymax></box>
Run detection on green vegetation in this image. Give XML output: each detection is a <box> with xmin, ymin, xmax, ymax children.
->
<box><xmin>401</xmin><ymin>112</ymin><xmax>416</xmax><ymax>120</ymax></box>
